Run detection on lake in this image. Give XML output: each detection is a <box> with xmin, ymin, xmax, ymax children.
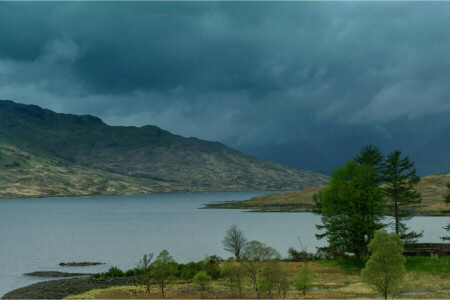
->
<box><xmin>0</xmin><ymin>191</ymin><xmax>448</xmax><ymax>297</ymax></box>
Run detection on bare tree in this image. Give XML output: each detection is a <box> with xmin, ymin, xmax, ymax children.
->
<box><xmin>223</xmin><ymin>224</ymin><xmax>248</xmax><ymax>261</ymax></box>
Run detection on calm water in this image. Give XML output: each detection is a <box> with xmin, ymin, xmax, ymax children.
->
<box><xmin>0</xmin><ymin>192</ymin><xmax>448</xmax><ymax>297</ymax></box>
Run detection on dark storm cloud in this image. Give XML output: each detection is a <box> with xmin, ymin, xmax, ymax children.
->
<box><xmin>0</xmin><ymin>2</ymin><xmax>449</xmax><ymax>148</ymax></box>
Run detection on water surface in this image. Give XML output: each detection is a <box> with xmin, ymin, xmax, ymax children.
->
<box><xmin>0</xmin><ymin>192</ymin><xmax>448</xmax><ymax>296</ymax></box>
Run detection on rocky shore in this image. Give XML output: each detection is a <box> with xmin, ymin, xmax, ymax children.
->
<box><xmin>24</xmin><ymin>271</ymin><xmax>90</xmax><ymax>278</ymax></box>
<box><xmin>59</xmin><ymin>262</ymin><xmax>105</xmax><ymax>266</ymax></box>
<box><xmin>2</xmin><ymin>277</ymin><xmax>136</xmax><ymax>299</ymax></box>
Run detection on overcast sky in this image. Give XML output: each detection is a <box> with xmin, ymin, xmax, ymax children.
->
<box><xmin>1</xmin><ymin>2</ymin><xmax>449</xmax><ymax>150</ymax></box>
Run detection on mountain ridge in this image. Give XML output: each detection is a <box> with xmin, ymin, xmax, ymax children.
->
<box><xmin>0</xmin><ymin>100</ymin><xmax>329</xmax><ymax>198</ymax></box>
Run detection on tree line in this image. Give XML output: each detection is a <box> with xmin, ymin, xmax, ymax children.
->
<box><xmin>91</xmin><ymin>144</ymin><xmax>449</xmax><ymax>299</ymax></box>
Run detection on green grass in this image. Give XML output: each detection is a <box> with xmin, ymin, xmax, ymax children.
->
<box><xmin>327</xmin><ymin>257</ymin><xmax>368</xmax><ymax>273</ymax></box>
<box><xmin>324</xmin><ymin>256</ymin><xmax>450</xmax><ymax>275</ymax></box>
<box><xmin>405</xmin><ymin>256</ymin><xmax>450</xmax><ymax>274</ymax></box>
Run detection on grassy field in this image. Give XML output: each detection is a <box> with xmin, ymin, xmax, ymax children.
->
<box><xmin>205</xmin><ymin>173</ymin><xmax>450</xmax><ymax>216</ymax></box>
<box><xmin>65</xmin><ymin>258</ymin><xmax>450</xmax><ymax>299</ymax></box>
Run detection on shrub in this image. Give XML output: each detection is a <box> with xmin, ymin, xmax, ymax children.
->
<box><xmin>193</xmin><ymin>271</ymin><xmax>212</xmax><ymax>292</ymax></box>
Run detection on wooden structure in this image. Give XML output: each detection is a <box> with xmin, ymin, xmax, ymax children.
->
<box><xmin>404</xmin><ymin>243</ymin><xmax>450</xmax><ymax>258</ymax></box>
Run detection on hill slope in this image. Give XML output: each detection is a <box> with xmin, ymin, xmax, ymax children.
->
<box><xmin>205</xmin><ymin>173</ymin><xmax>450</xmax><ymax>216</ymax></box>
<box><xmin>0</xmin><ymin>100</ymin><xmax>329</xmax><ymax>198</ymax></box>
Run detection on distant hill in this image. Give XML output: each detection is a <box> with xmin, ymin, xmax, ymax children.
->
<box><xmin>205</xmin><ymin>173</ymin><xmax>450</xmax><ymax>216</ymax></box>
<box><xmin>0</xmin><ymin>100</ymin><xmax>329</xmax><ymax>198</ymax></box>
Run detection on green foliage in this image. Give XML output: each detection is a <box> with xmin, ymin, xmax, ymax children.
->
<box><xmin>262</xmin><ymin>261</ymin><xmax>290</xmax><ymax>299</ymax></box>
<box><xmin>361</xmin><ymin>231</ymin><xmax>406</xmax><ymax>300</ymax></box>
<box><xmin>176</xmin><ymin>255</ymin><xmax>222</xmax><ymax>280</ymax></box>
<box><xmin>192</xmin><ymin>271</ymin><xmax>212</xmax><ymax>292</ymax></box>
<box><xmin>287</xmin><ymin>248</ymin><xmax>315</xmax><ymax>262</ymax></box>
<box><xmin>243</xmin><ymin>240</ymin><xmax>280</xmax><ymax>262</ymax></box>
<box><xmin>220</xmin><ymin>259</ymin><xmax>244</xmax><ymax>297</ymax></box>
<box><xmin>223</xmin><ymin>224</ymin><xmax>248</xmax><ymax>261</ymax></box>
<box><xmin>295</xmin><ymin>264</ymin><xmax>314</xmax><ymax>296</ymax></box>
<box><xmin>151</xmin><ymin>250</ymin><xmax>177</xmax><ymax>298</ymax></box>
<box><xmin>316</xmin><ymin>160</ymin><xmax>385</xmax><ymax>258</ymax></box>
<box><xmin>257</xmin><ymin>277</ymin><xmax>273</xmax><ymax>297</ymax></box>
<box><xmin>355</xmin><ymin>144</ymin><xmax>385</xmax><ymax>185</ymax></box>
<box><xmin>97</xmin><ymin>267</ymin><xmax>124</xmax><ymax>278</ymax></box>
<box><xmin>329</xmin><ymin>257</ymin><xmax>368</xmax><ymax>274</ymax></box>
<box><xmin>136</xmin><ymin>253</ymin><xmax>154</xmax><ymax>293</ymax></box>
<box><xmin>177</xmin><ymin>261</ymin><xmax>203</xmax><ymax>280</ymax></box>
<box><xmin>242</xmin><ymin>240</ymin><xmax>280</xmax><ymax>297</ymax></box>
<box><xmin>383</xmin><ymin>150</ymin><xmax>422</xmax><ymax>242</ymax></box>
<box><xmin>201</xmin><ymin>255</ymin><xmax>222</xmax><ymax>279</ymax></box>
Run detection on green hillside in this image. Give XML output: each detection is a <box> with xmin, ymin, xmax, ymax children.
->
<box><xmin>0</xmin><ymin>100</ymin><xmax>329</xmax><ymax>198</ymax></box>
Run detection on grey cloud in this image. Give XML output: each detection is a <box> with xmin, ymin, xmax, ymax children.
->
<box><xmin>0</xmin><ymin>1</ymin><xmax>449</xmax><ymax>152</ymax></box>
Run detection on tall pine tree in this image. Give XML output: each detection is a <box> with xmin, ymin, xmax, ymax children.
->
<box><xmin>355</xmin><ymin>144</ymin><xmax>385</xmax><ymax>242</ymax></box>
<box><xmin>316</xmin><ymin>160</ymin><xmax>385</xmax><ymax>258</ymax></box>
<box><xmin>355</xmin><ymin>144</ymin><xmax>384</xmax><ymax>185</ymax></box>
<box><xmin>383</xmin><ymin>150</ymin><xmax>422</xmax><ymax>243</ymax></box>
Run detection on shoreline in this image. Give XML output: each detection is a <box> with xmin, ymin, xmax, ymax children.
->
<box><xmin>203</xmin><ymin>201</ymin><xmax>450</xmax><ymax>216</ymax></box>
<box><xmin>0</xmin><ymin>189</ymin><xmax>289</xmax><ymax>201</ymax></box>
<box><xmin>2</xmin><ymin>277</ymin><xmax>136</xmax><ymax>299</ymax></box>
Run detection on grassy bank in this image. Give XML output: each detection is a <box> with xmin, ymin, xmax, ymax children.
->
<box><xmin>204</xmin><ymin>173</ymin><xmax>450</xmax><ymax>216</ymax></box>
<box><xmin>62</xmin><ymin>258</ymin><xmax>450</xmax><ymax>299</ymax></box>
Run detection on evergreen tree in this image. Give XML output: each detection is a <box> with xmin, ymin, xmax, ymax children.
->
<box><xmin>354</xmin><ymin>144</ymin><xmax>385</xmax><ymax>242</ymax></box>
<box><xmin>316</xmin><ymin>160</ymin><xmax>384</xmax><ymax>258</ymax></box>
<box><xmin>361</xmin><ymin>231</ymin><xmax>406</xmax><ymax>300</ymax></box>
<box><xmin>383</xmin><ymin>150</ymin><xmax>422</xmax><ymax>242</ymax></box>
<box><xmin>355</xmin><ymin>144</ymin><xmax>385</xmax><ymax>184</ymax></box>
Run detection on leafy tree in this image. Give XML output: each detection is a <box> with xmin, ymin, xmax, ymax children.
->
<box><xmin>242</xmin><ymin>240</ymin><xmax>280</xmax><ymax>298</ymax></box>
<box><xmin>201</xmin><ymin>255</ymin><xmax>222</xmax><ymax>279</ymax></box>
<box><xmin>316</xmin><ymin>160</ymin><xmax>385</xmax><ymax>258</ymax></box>
<box><xmin>223</xmin><ymin>224</ymin><xmax>248</xmax><ymax>261</ymax></box>
<box><xmin>295</xmin><ymin>264</ymin><xmax>314</xmax><ymax>296</ymax></box>
<box><xmin>193</xmin><ymin>271</ymin><xmax>212</xmax><ymax>292</ymax></box>
<box><xmin>257</xmin><ymin>277</ymin><xmax>273</xmax><ymax>299</ymax></box>
<box><xmin>442</xmin><ymin>183</ymin><xmax>450</xmax><ymax>241</ymax></box>
<box><xmin>151</xmin><ymin>250</ymin><xmax>177</xmax><ymax>298</ymax></box>
<box><xmin>262</xmin><ymin>261</ymin><xmax>290</xmax><ymax>299</ymax></box>
<box><xmin>355</xmin><ymin>144</ymin><xmax>385</xmax><ymax>184</ymax></box>
<box><xmin>383</xmin><ymin>150</ymin><xmax>422</xmax><ymax>242</ymax></box>
<box><xmin>361</xmin><ymin>231</ymin><xmax>406</xmax><ymax>300</ymax></box>
<box><xmin>136</xmin><ymin>253</ymin><xmax>154</xmax><ymax>293</ymax></box>
<box><xmin>220</xmin><ymin>259</ymin><xmax>244</xmax><ymax>297</ymax></box>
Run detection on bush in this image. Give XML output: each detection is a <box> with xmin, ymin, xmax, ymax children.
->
<box><xmin>177</xmin><ymin>262</ymin><xmax>203</xmax><ymax>280</ymax></box>
<box><xmin>193</xmin><ymin>271</ymin><xmax>212</xmax><ymax>292</ymax></box>
<box><xmin>287</xmin><ymin>248</ymin><xmax>316</xmax><ymax>262</ymax></box>
<box><xmin>103</xmin><ymin>267</ymin><xmax>124</xmax><ymax>278</ymax></box>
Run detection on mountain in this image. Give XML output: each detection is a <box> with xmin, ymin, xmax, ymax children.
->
<box><xmin>240</xmin><ymin>141</ymin><xmax>334</xmax><ymax>175</ymax></box>
<box><xmin>0</xmin><ymin>100</ymin><xmax>329</xmax><ymax>198</ymax></box>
